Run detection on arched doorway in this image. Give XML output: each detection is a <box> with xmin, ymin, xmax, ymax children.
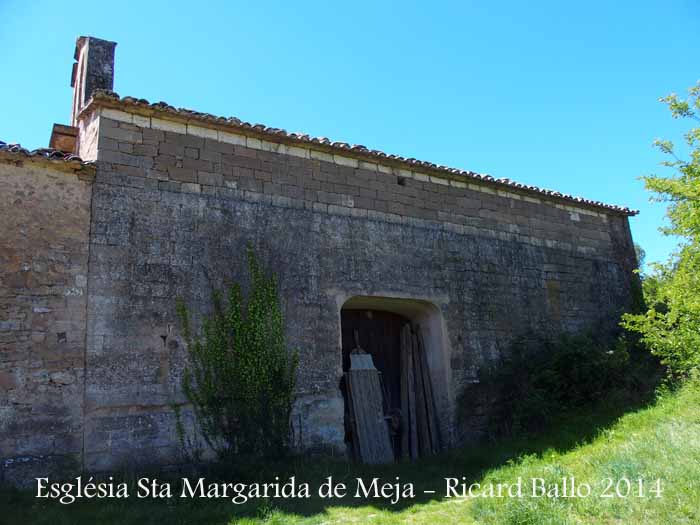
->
<box><xmin>339</xmin><ymin>296</ymin><xmax>448</xmax><ymax>462</ymax></box>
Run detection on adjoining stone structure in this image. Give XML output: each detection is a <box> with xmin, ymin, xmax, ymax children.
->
<box><xmin>1</xmin><ymin>36</ymin><xmax>639</xmax><ymax>482</ymax></box>
<box><xmin>0</xmin><ymin>144</ymin><xmax>95</xmax><ymax>485</ymax></box>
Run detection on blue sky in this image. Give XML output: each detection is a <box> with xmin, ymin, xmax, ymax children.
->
<box><xmin>1</xmin><ymin>1</ymin><xmax>698</xmax><ymax>266</ymax></box>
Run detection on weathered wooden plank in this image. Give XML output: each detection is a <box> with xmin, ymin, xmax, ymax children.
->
<box><xmin>413</xmin><ymin>331</ymin><xmax>431</xmax><ymax>456</ymax></box>
<box><xmin>345</xmin><ymin>377</ymin><xmax>361</xmax><ymax>461</ymax></box>
<box><xmin>406</xmin><ymin>326</ymin><xmax>418</xmax><ymax>460</ymax></box>
<box><xmin>416</xmin><ymin>324</ymin><xmax>441</xmax><ymax>454</ymax></box>
<box><xmin>346</xmin><ymin>353</ymin><xmax>394</xmax><ymax>464</ymax></box>
<box><xmin>400</xmin><ymin>324</ymin><xmax>410</xmax><ymax>460</ymax></box>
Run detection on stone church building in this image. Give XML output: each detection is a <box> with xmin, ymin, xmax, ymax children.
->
<box><xmin>0</xmin><ymin>37</ymin><xmax>638</xmax><ymax>482</ymax></box>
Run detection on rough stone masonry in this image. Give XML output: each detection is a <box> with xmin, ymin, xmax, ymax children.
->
<box><xmin>0</xmin><ymin>36</ymin><xmax>639</xmax><ymax>484</ymax></box>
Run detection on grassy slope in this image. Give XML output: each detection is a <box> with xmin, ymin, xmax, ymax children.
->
<box><xmin>2</xmin><ymin>381</ymin><xmax>699</xmax><ymax>524</ymax></box>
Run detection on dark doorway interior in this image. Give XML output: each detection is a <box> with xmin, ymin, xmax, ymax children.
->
<box><xmin>340</xmin><ymin>309</ymin><xmax>408</xmax><ymax>459</ymax></box>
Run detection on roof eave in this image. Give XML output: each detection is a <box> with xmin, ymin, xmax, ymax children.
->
<box><xmin>78</xmin><ymin>90</ymin><xmax>639</xmax><ymax>217</ymax></box>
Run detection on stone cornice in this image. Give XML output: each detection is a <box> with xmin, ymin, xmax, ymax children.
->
<box><xmin>78</xmin><ymin>90</ymin><xmax>638</xmax><ymax>217</ymax></box>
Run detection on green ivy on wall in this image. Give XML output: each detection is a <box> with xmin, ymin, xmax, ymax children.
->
<box><xmin>176</xmin><ymin>243</ymin><xmax>298</xmax><ymax>463</ymax></box>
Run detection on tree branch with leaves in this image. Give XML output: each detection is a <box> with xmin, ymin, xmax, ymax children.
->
<box><xmin>622</xmin><ymin>82</ymin><xmax>700</xmax><ymax>382</ymax></box>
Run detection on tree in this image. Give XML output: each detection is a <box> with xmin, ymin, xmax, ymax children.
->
<box><xmin>176</xmin><ymin>244</ymin><xmax>298</xmax><ymax>462</ymax></box>
<box><xmin>634</xmin><ymin>243</ymin><xmax>646</xmax><ymax>273</ymax></box>
<box><xmin>622</xmin><ymin>82</ymin><xmax>700</xmax><ymax>381</ymax></box>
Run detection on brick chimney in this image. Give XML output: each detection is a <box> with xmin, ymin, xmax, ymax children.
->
<box><xmin>70</xmin><ymin>36</ymin><xmax>117</xmax><ymax>126</ymax></box>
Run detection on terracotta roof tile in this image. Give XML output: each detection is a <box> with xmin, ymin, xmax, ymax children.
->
<box><xmin>84</xmin><ymin>90</ymin><xmax>638</xmax><ymax>216</ymax></box>
<box><xmin>0</xmin><ymin>140</ymin><xmax>93</xmax><ymax>166</ymax></box>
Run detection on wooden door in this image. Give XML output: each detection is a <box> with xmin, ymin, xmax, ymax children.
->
<box><xmin>341</xmin><ymin>309</ymin><xmax>407</xmax><ymax>458</ymax></box>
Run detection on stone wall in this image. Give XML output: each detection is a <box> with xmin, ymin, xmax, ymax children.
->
<box><xmin>0</xmin><ymin>102</ymin><xmax>638</xmax><ymax>479</ymax></box>
<box><xmin>0</xmin><ymin>157</ymin><xmax>94</xmax><ymax>485</ymax></box>
<box><xmin>77</xmin><ymin>107</ymin><xmax>637</xmax><ymax>471</ymax></box>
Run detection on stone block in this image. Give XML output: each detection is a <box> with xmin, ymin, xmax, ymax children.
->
<box><xmin>151</xmin><ymin>118</ymin><xmax>187</xmax><ymax>134</ymax></box>
<box><xmin>187</xmin><ymin>124</ymin><xmax>217</xmax><ymax>139</ymax></box>
<box><xmin>167</xmin><ymin>166</ymin><xmax>196</xmax><ymax>183</ymax></box>
<box><xmin>197</xmin><ymin>171</ymin><xmax>223</xmax><ymax>187</ymax></box>
<box><xmin>101</xmin><ymin>125</ymin><xmax>142</xmax><ymax>144</ymax></box>
<box><xmin>218</xmin><ymin>130</ymin><xmax>246</xmax><ymax>146</ymax></box>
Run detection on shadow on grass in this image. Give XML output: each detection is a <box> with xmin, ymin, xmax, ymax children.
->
<box><xmin>0</xmin><ymin>389</ymin><xmax>660</xmax><ymax>525</ymax></box>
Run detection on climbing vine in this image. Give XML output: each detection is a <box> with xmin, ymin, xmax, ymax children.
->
<box><xmin>176</xmin><ymin>244</ymin><xmax>298</xmax><ymax>462</ymax></box>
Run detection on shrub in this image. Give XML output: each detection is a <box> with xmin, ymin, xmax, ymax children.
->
<box><xmin>459</xmin><ymin>331</ymin><xmax>658</xmax><ymax>438</ymax></box>
<box><xmin>623</xmin><ymin>246</ymin><xmax>700</xmax><ymax>383</ymax></box>
<box><xmin>176</xmin><ymin>245</ymin><xmax>298</xmax><ymax>463</ymax></box>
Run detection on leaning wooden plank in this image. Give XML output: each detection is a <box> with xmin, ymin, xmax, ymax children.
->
<box><xmin>344</xmin><ymin>375</ymin><xmax>361</xmax><ymax>461</ymax></box>
<box><xmin>400</xmin><ymin>325</ymin><xmax>410</xmax><ymax>460</ymax></box>
<box><xmin>412</xmin><ymin>331</ymin><xmax>431</xmax><ymax>456</ymax></box>
<box><xmin>350</xmin><ymin>370</ymin><xmax>393</xmax><ymax>464</ymax></box>
<box><xmin>406</xmin><ymin>327</ymin><xmax>418</xmax><ymax>460</ymax></box>
<box><xmin>347</xmin><ymin>353</ymin><xmax>394</xmax><ymax>464</ymax></box>
<box><xmin>415</xmin><ymin>326</ymin><xmax>438</xmax><ymax>454</ymax></box>
<box><xmin>346</xmin><ymin>372</ymin><xmax>366</xmax><ymax>461</ymax></box>
<box><xmin>416</xmin><ymin>325</ymin><xmax>441</xmax><ymax>453</ymax></box>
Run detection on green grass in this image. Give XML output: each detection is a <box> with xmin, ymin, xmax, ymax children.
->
<box><xmin>2</xmin><ymin>381</ymin><xmax>699</xmax><ymax>524</ymax></box>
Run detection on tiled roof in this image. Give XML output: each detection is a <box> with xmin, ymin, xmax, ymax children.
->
<box><xmin>84</xmin><ymin>90</ymin><xmax>638</xmax><ymax>216</ymax></box>
<box><xmin>0</xmin><ymin>140</ymin><xmax>93</xmax><ymax>166</ymax></box>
